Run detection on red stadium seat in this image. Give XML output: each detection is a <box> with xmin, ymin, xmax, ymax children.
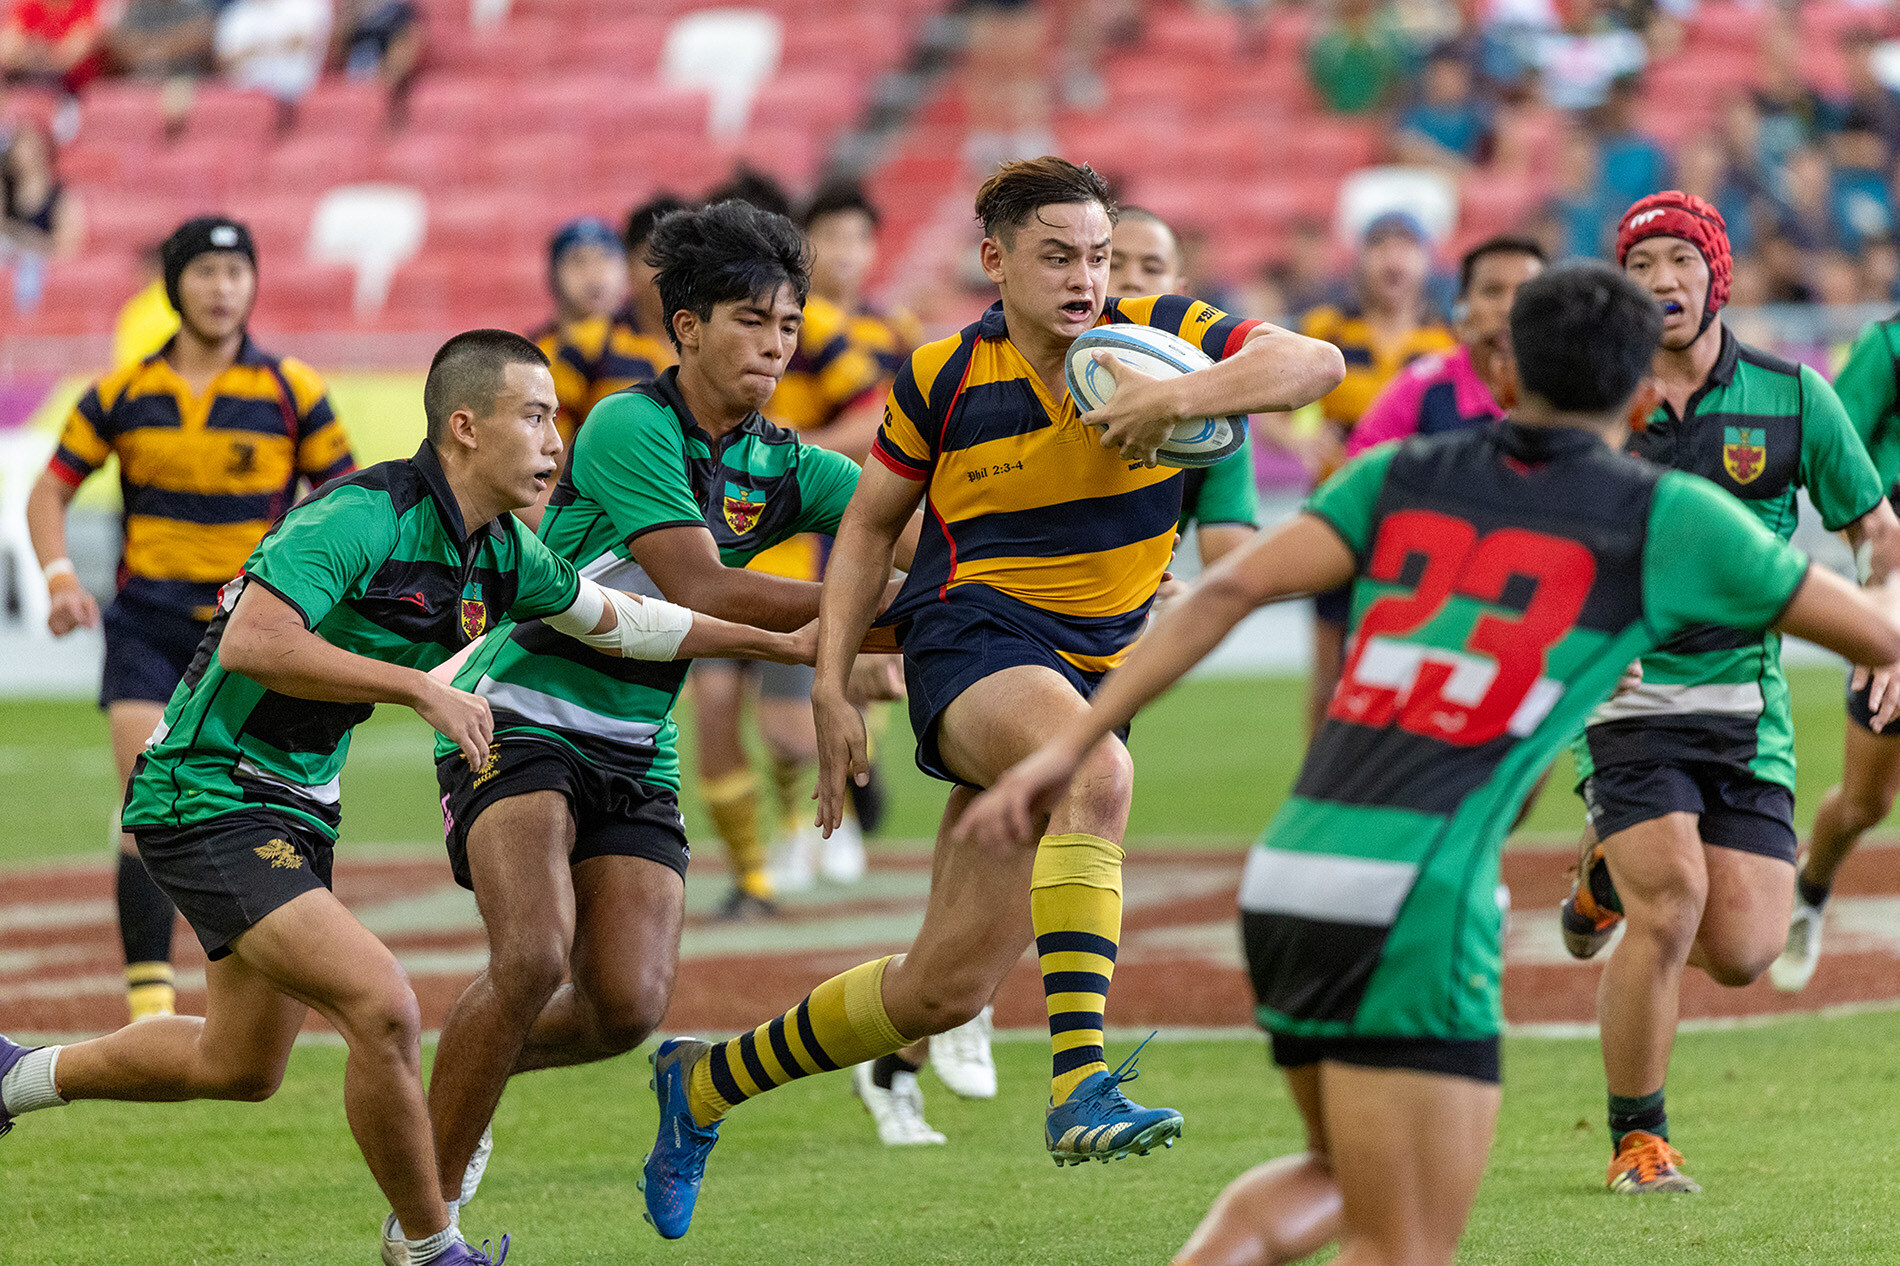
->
<box><xmin>294</xmin><ymin>78</ymin><xmax>391</xmax><ymax>141</ymax></box>
<box><xmin>250</xmin><ymin>259</ymin><xmax>357</xmax><ymax>330</ymax></box>
<box><xmin>76</xmin><ymin>81</ymin><xmax>168</xmax><ymax>149</ymax></box>
<box><xmin>186</xmin><ymin>86</ymin><xmax>282</xmax><ymax>149</ymax></box>
<box><xmin>82</xmin><ymin>191</ymin><xmax>189</xmax><ymax>254</ymax></box>
<box><xmin>374</xmin><ymin>129</ymin><xmax>481</xmax><ymax>193</ymax></box>
<box><xmin>261</xmin><ymin>133</ymin><xmax>377</xmax><ymax>193</ymax></box>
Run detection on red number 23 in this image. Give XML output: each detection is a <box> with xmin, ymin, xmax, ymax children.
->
<box><xmin>1329</xmin><ymin>510</ymin><xmax>1596</xmax><ymax>747</ymax></box>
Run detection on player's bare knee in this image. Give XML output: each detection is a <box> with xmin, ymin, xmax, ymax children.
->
<box><xmin>587</xmin><ymin>976</ymin><xmax>671</xmax><ymax>1054</ymax></box>
<box><xmin>1842</xmin><ymin>788</ymin><xmax>1893</xmax><ymax>835</ymax></box>
<box><xmin>908</xmin><ymin>977</ymin><xmax>987</xmax><ymax>1035</ymax></box>
<box><xmin>1072</xmin><ymin>740</ymin><xmax>1134</xmax><ymax>825</ymax></box>
<box><xmin>488</xmin><ymin>936</ymin><xmax>569</xmax><ymax>1011</ymax></box>
<box><xmin>340</xmin><ymin>969</ymin><xmax>423</xmax><ymax>1055</ymax></box>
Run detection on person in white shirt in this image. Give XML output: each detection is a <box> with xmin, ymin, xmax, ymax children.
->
<box><xmin>214</xmin><ymin>0</ymin><xmax>330</xmax><ymax>110</ymax></box>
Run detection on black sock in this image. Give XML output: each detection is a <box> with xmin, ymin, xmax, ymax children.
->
<box><xmin>117</xmin><ymin>851</ymin><xmax>176</xmax><ymax>967</ymax></box>
<box><xmin>1797</xmin><ymin>871</ymin><xmax>1831</xmax><ymax>910</ymax></box>
<box><xmin>870</xmin><ymin>1051</ymin><xmax>922</xmax><ymax>1090</ymax></box>
<box><xmin>1608</xmin><ymin>1089</ymin><xmax>1667</xmax><ymax>1149</ymax></box>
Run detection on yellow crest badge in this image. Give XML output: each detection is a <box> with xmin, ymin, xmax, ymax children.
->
<box><xmin>459</xmin><ymin>581</ymin><xmax>487</xmax><ymax>640</ymax></box>
<box><xmin>723</xmin><ymin>482</ymin><xmax>765</xmax><ymax>534</ymax></box>
<box><xmin>253</xmin><ymin>839</ymin><xmax>303</xmax><ymax>869</ymax></box>
<box><xmin>1722</xmin><ymin>426</ymin><xmax>1766</xmax><ymax>485</ymax></box>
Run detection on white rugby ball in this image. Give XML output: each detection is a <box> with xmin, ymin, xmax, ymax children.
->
<box><xmin>1065</xmin><ymin>323</ymin><xmax>1247</xmax><ymax>469</ymax></box>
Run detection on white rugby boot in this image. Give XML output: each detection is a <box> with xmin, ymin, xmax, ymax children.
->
<box><xmin>1770</xmin><ymin>898</ymin><xmax>1825</xmax><ymax>993</ymax></box>
<box><xmin>853</xmin><ymin>1061</ymin><xmax>947</xmax><ymax>1145</ymax></box>
<box><xmin>768</xmin><ymin>827</ymin><xmax>819</xmax><ymax>894</ymax></box>
<box><xmin>819</xmin><ymin>815</ymin><xmax>867</xmax><ymax>884</ymax></box>
<box><xmin>930</xmin><ymin>1005</ymin><xmax>997</xmax><ymax>1099</ymax></box>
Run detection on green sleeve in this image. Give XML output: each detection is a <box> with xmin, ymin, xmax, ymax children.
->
<box><xmin>244</xmin><ymin>485</ymin><xmax>398</xmax><ymax>628</ymax></box>
<box><xmin>1643</xmin><ymin>473</ymin><xmax>1810</xmax><ymax>639</ymax></box>
<box><xmin>569</xmin><ymin>391</ymin><xmax>706</xmax><ymax>540</ymax></box>
<box><xmin>1833</xmin><ymin>322</ymin><xmax>1900</xmax><ymax>491</ymax></box>
<box><xmin>785</xmin><ymin>444</ymin><xmax>863</xmax><ymax>537</ymax></box>
<box><xmin>1796</xmin><ymin>364</ymin><xmax>1886</xmax><ymax>531</ymax></box>
<box><xmin>1184</xmin><ymin>428</ymin><xmax>1259</xmax><ymax>528</ymax></box>
<box><xmin>505</xmin><ymin>521</ymin><xmax>582</xmax><ymax>620</ymax></box>
<box><xmin>1302</xmin><ymin>442</ymin><xmax>1397</xmax><ymax>559</ymax></box>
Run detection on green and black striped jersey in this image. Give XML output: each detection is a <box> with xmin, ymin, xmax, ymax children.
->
<box><xmin>1246</xmin><ymin>423</ymin><xmax>1810</xmax><ymax>1042</ymax></box>
<box><xmin>123</xmin><ymin>442</ymin><xmax>582</xmax><ymax>839</ymax></box>
<box><xmin>1834</xmin><ymin>313</ymin><xmax>1900</xmax><ymax>496</ymax></box>
<box><xmin>441</xmin><ymin>369</ymin><xmax>861</xmax><ymax>791</ymax></box>
<box><xmin>1576</xmin><ymin>327</ymin><xmax>1884</xmax><ymax>790</ymax></box>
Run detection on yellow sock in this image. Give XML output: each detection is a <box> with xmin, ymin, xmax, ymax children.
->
<box><xmin>769</xmin><ymin>754</ymin><xmax>808</xmax><ymax>838</ymax></box>
<box><xmin>700</xmin><ymin>770</ymin><xmax>770</xmax><ymax>898</ymax></box>
<box><xmin>685</xmin><ymin>955</ymin><xmax>912</xmax><ymax>1127</ymax></box>
<box><xmin>126</xmin><ymin>962</ymin><xmax>175</xmax><ymax>1021</ymax></box>
<box><xmin>1030</xmin><ymin>832</ymin><xmax>1124</xmax><ymax>1105</ymax></box>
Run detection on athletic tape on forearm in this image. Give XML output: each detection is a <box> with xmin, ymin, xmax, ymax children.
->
<box><xmin>589</xmin><ymin>585</ymin><xmax>695</xmax><ymax>660</ymax></box>
<box><xmin>542</xmin><ymin>576</ymin><xmax>607</xmax><ymax>638</ymax></box>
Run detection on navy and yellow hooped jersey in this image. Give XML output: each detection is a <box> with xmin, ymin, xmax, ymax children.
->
<box><xmin>1300</xmin><ymin>303</ymin><xmax>1455</xmax><ymax>431</ymax></box>
<box><xmin>49</xmin><ymin>337</ymin><xmax>354</xmax><ymax>619</ymax></box>
<box><xmin>848</xmin><ymin>302</ymin><xmax>925</xmax><ymax>378</ymax></box>
<box><xmin>534</xmin><ymin>308</ymin><xmax>675</xmax><ymax>445</ymax></box>
<box><xmin>765</xmin><ymin>294</ymin><xmax>886</xmax><ymax>434</ymax></box>
<box><xmin>872</xmin><ymin>294</ymin><xmax>1261</xmax><ymax>672</ymax></box>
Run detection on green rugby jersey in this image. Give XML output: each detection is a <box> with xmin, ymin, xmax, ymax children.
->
<box><xmin>443</xmin><ymin>368</ymin><xmax>859</xmax><ymax>791</ymax></box>
<box><xmin>123</xmin><ymin>442</ymin><xmax>583</xmax><ymax>839</ymax></box>
<box><xmin>1178</xmin><ymin>427</ymin><xmax>1258</xmax><ymax>534</ymax></box>
<box><xmin>1243</xmin><ymin>423</ymin><xmax>1810</xmax><ymax>1042</ymax></box>
<box><xmin>1575</xmin><ymin>328</ymin><xmax>1883</xmax><ymax>790</ymax></box>
<box><xmin>1834</xmin><ymin>313</ymin><xmax>1900</xmax><ymax>495</ymax></box>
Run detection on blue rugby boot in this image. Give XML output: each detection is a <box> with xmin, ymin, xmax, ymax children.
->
<box><xmin>0</xmin><ymin>1034</ymin><xmax>38</xmax><ymax>1138</ymax></box>
<box><xmin>640</xmin><ymin>1038</ymin><xmax>722</xmax><ymax>1239</ymax></box>
<box><xmin>1044</xmin><ymin>1034</ymin><xmax>1183</xmax><ymax>1166</ymax></box>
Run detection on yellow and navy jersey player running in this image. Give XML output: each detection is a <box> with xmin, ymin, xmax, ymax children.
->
<box><xmin>872</xmin><ymin>292</ymin><xmax>1261</xmax><ymax>778</ymax></box>
<box><xmin>48</xmin><ymin>336</ymin><xmax>354</xmax><ymax>633</ymax></box>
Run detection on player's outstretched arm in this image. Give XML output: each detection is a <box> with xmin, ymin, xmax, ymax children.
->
<box><xmin>630</xmin><ymin>523</ymin><xmax>824</xmax><ymax>633</ymax></box>
<box><xmin>1776</xmin><ymin>566</ymin><xmax>1900</xmax><ymax>728</ymax></box>
<box><xmin>1089</xmin><ymin>323</ymin><xmax>1346</xmax><ymax>464</ymax></box>
<box><xmin>539</xmin><ymin>580</ymin><xmax>814</xmax><ymax>665</ymax></box>
<box><xmin>218</xmin><ymin>581</ymin><xmax>494</xmax><ymax>768</ymax></box>
<box><xmin>813</xmin><ymin>460</ymin><xmax>927</xmax><ymax>834</ymax></box>
<box><xmin>956</xmin><ymin>513</ymin><xmax>1356</xmax><ymax>848</ymax></box>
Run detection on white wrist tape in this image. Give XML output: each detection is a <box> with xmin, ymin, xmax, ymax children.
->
<box><xmin>542</xmin><ymin>577</ymin><xmax>607</xmax><ymax>639</ymax></box>
<box><xmin>42</xmin><ymin>557</ymin><xmax>75</xmax><ymax>582</ymax></box>
<box><xmin>570</xmin><ymin>582</ymin><xmax>695</xmax><ymax>660</ymax></box>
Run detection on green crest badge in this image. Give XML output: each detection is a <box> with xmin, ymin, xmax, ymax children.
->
<box><xmin>460</xmin><ymin>581</ymin><xmax>486</xmax><ymax>640</ymax></box>
<box><xmin>1722</xmin><ymin>426</ymin><xmax>1766</xmax><ymax>485</ymax></box>
<box><xmin>723</xmin><ymin>482</ymin><xmax>765</xmax><ymax>534</ymax></box>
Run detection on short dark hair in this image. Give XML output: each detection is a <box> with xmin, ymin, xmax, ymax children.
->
<box><xmin>974</xmin><ymin>156</ymin><xmax>1116</xmax><ymax>245</ymax></box>
<box><xmin>423</xmin><ymin>330</ymin><xmax>550</xmax><ymax>444</ymax></box>
<box><xmin>1510</xmin><ymin>263</ymin><xmax>1662</xmax><ymax>413</ymax></box>
<box><xmin>1458</xmin><ymin>235</ymin><xmax>1546</xmax><ymax>296</ymax></box>
<box><xmin>624</xmin><ymin>193</ymin><xmax>693</xmax><ymax>254</ymax></box>
<box><xmin>645</xmin><ymin>200</ymin><xmax>811</xmax><ymax>351</ymax></box>
<box><xmin>704</xmin><ymin>166</ymin><xmax>794</xmax><ymax>218</ymax></box>
<box><xmin>802</xmin><ymin>178</ymin><xmax>880</xmax><ymax>231</ymax></box>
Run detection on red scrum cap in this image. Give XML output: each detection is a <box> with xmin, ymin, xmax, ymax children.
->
<box><xmin>1615</xmin><ymin>191</ymin><xmax>1732</xmax><ymax>316</ymax></box>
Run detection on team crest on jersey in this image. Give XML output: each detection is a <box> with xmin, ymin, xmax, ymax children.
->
<box><xmin>723</xmin><ymin>482</ymin><xmax>765</xmax><ymax>534</ymax></box>
<box><xmin>1722</xmin><ymin>426</ymin><xmax>1767</xmax><ymax>484</ymax></box>
<box><xmin>460</xmin><ymin>581</ymin><xmax>487</xmax><ymax>639</ymax></box>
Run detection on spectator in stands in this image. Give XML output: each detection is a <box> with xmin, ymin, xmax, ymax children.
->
<box><xmin>1829</xmin><ymin>118</ymin><xmax>1894</xmax><ymax>253</ymax></box>
<box><xmin>1840</xmin><ymin>29</ymin><xmax>1900</xmax><ymax>162</ymax></box>
<box><xmin>1592</xmin><ymin>76</ymin><xmax>1668</xmax><ymax>216</ymax></box>
<box><xmin>1777</xmin><ymin>144</ymin><xmax>1843</xmax><ymax>256</ymax></box>
<box><xmin>1528</xmin><ymin>0</ymin><xmax>1644</xmax><ymax>112</ymax></box>
<box><xmin>1</xmin><ymin>119</ymin><xmax>79</xmax><ymax>312</ymax></box>
<box><xmin>1753</xmin><ymin>18</ymin><xmax>1825</xmax><ymax>174</ymax></box>
<box><xmin>1864</xmin><ymin>236</ymin><xmax>1899</xmax><ymax>303</ymax></box>
<box><xmin>1394</xmin><ymin>46</ymin><xmax>1491</xmax><ymax>170</ymax></box>
<box><xmin>107</xmin><ymin>0</ymin><xmax>215</xmax><ymax>81</ymax></box>
<box><xmin>0</xmin><ymin>0</ymin><xmax>105</xmax><ymax>94</ymax></box>
<box><xmin>1306</xmin><ymin>0</ymin><xmax>1406</xmax><ymax>115</ymax></box>
<box><xmin>1759</xmin><ymin>229</ymin><xmax>1814</xmax><ymax>303</ymax></box>
<box><xmin>335</xmin><ymin>0</ymin><xmax>420</xmax><ymax>123</ymax></box>
<box><xmin>1675</xmin><ymin>132</ymin><xmax>1756</xmax><ymax>255</ymax></box>
<box><xmin>215</xmin><ymin>0</ymin><xmax>331</xmax><ymax>125</ymax></box>
<box><xmin>1544</xmin><ymin>122</ymin><xmax>1610</xmax><ymax>259</ymax></box>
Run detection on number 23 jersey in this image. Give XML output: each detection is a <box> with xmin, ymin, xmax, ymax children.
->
<box><xmin>1245</xmin><ymin>423</ymin><xmax>1810</xmax><ymax>1042</ymax></box>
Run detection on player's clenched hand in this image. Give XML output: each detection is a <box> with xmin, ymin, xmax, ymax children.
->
<box><xmin>845</xmin><ymin>653</ymin><xmax>905</xmax><ymax>705</ymax></box>
<box><xmin>45</xmin><ymin>574</ymin><xmax>99</xmax><ymax>636</ymax></box>
<box><xmin>813</xmin><ymin>686</ymin><xmax>870</xmax><ymax>837</ymax></box>
<box><xmin>955</xmin><ymin>745</ymin><xmax>1084</xmax><ymax>852</ymax></box>
<box><xmin>1615</xmin><ymin>659</ymin><xmax>1642</xmax><ymax>697</ymax></box>
<box><xmin>415</xmin><ymin>675</ymin><xmax>494</xmax><ymax>769</ymax></box>
<box><xmin>1859</xmin><ymin>664</ymin><xmax>1900</xmax><ymax>732</ymax></box>
<box><xmin>1084</xmin><ymin>352</ymin><xmax>1183</xmax><ymax>467</ymax></box>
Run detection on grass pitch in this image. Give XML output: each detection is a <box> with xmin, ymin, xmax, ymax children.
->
<box><xmin>6</xmin><ymin>1018</ymin><xmax>1900</xmax><ymax>1265</ymax></box>
<box><xmin>4</xmin><ymin>665</ymin><xmax>1896</xmax><ymax>1263</ymax></box>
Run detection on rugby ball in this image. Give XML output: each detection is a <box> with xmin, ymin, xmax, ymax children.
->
<box><xmin>1065</xmin><ymin>324</ymin><xmax>1248</xmax><ymax>469</ymax></box>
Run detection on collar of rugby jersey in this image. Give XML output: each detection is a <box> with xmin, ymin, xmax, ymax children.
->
<box><xmin>650</xmin><ymin>363</ymin><xmax>774</xmax><ymax>451</ymax></box>
<box><xmin>409</xmin><ymin>439</ymin><xmax>501</xmax><ymax>550</ymax></box>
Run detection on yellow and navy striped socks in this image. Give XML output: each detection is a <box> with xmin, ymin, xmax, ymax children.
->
<box><xmin>1030</xmin><ymin>832</ymin><xmax>1125</xmax><ymax>1105</ymax></box>
<box><xmin>700</xmin><ymin>769</ymin><xmax>771</xmax><ymax>899</ymax></box>
<box><xmin>685</xmin><ymin>955</ymin><xmax>913</xmax><ymax>1127</ymax></box>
